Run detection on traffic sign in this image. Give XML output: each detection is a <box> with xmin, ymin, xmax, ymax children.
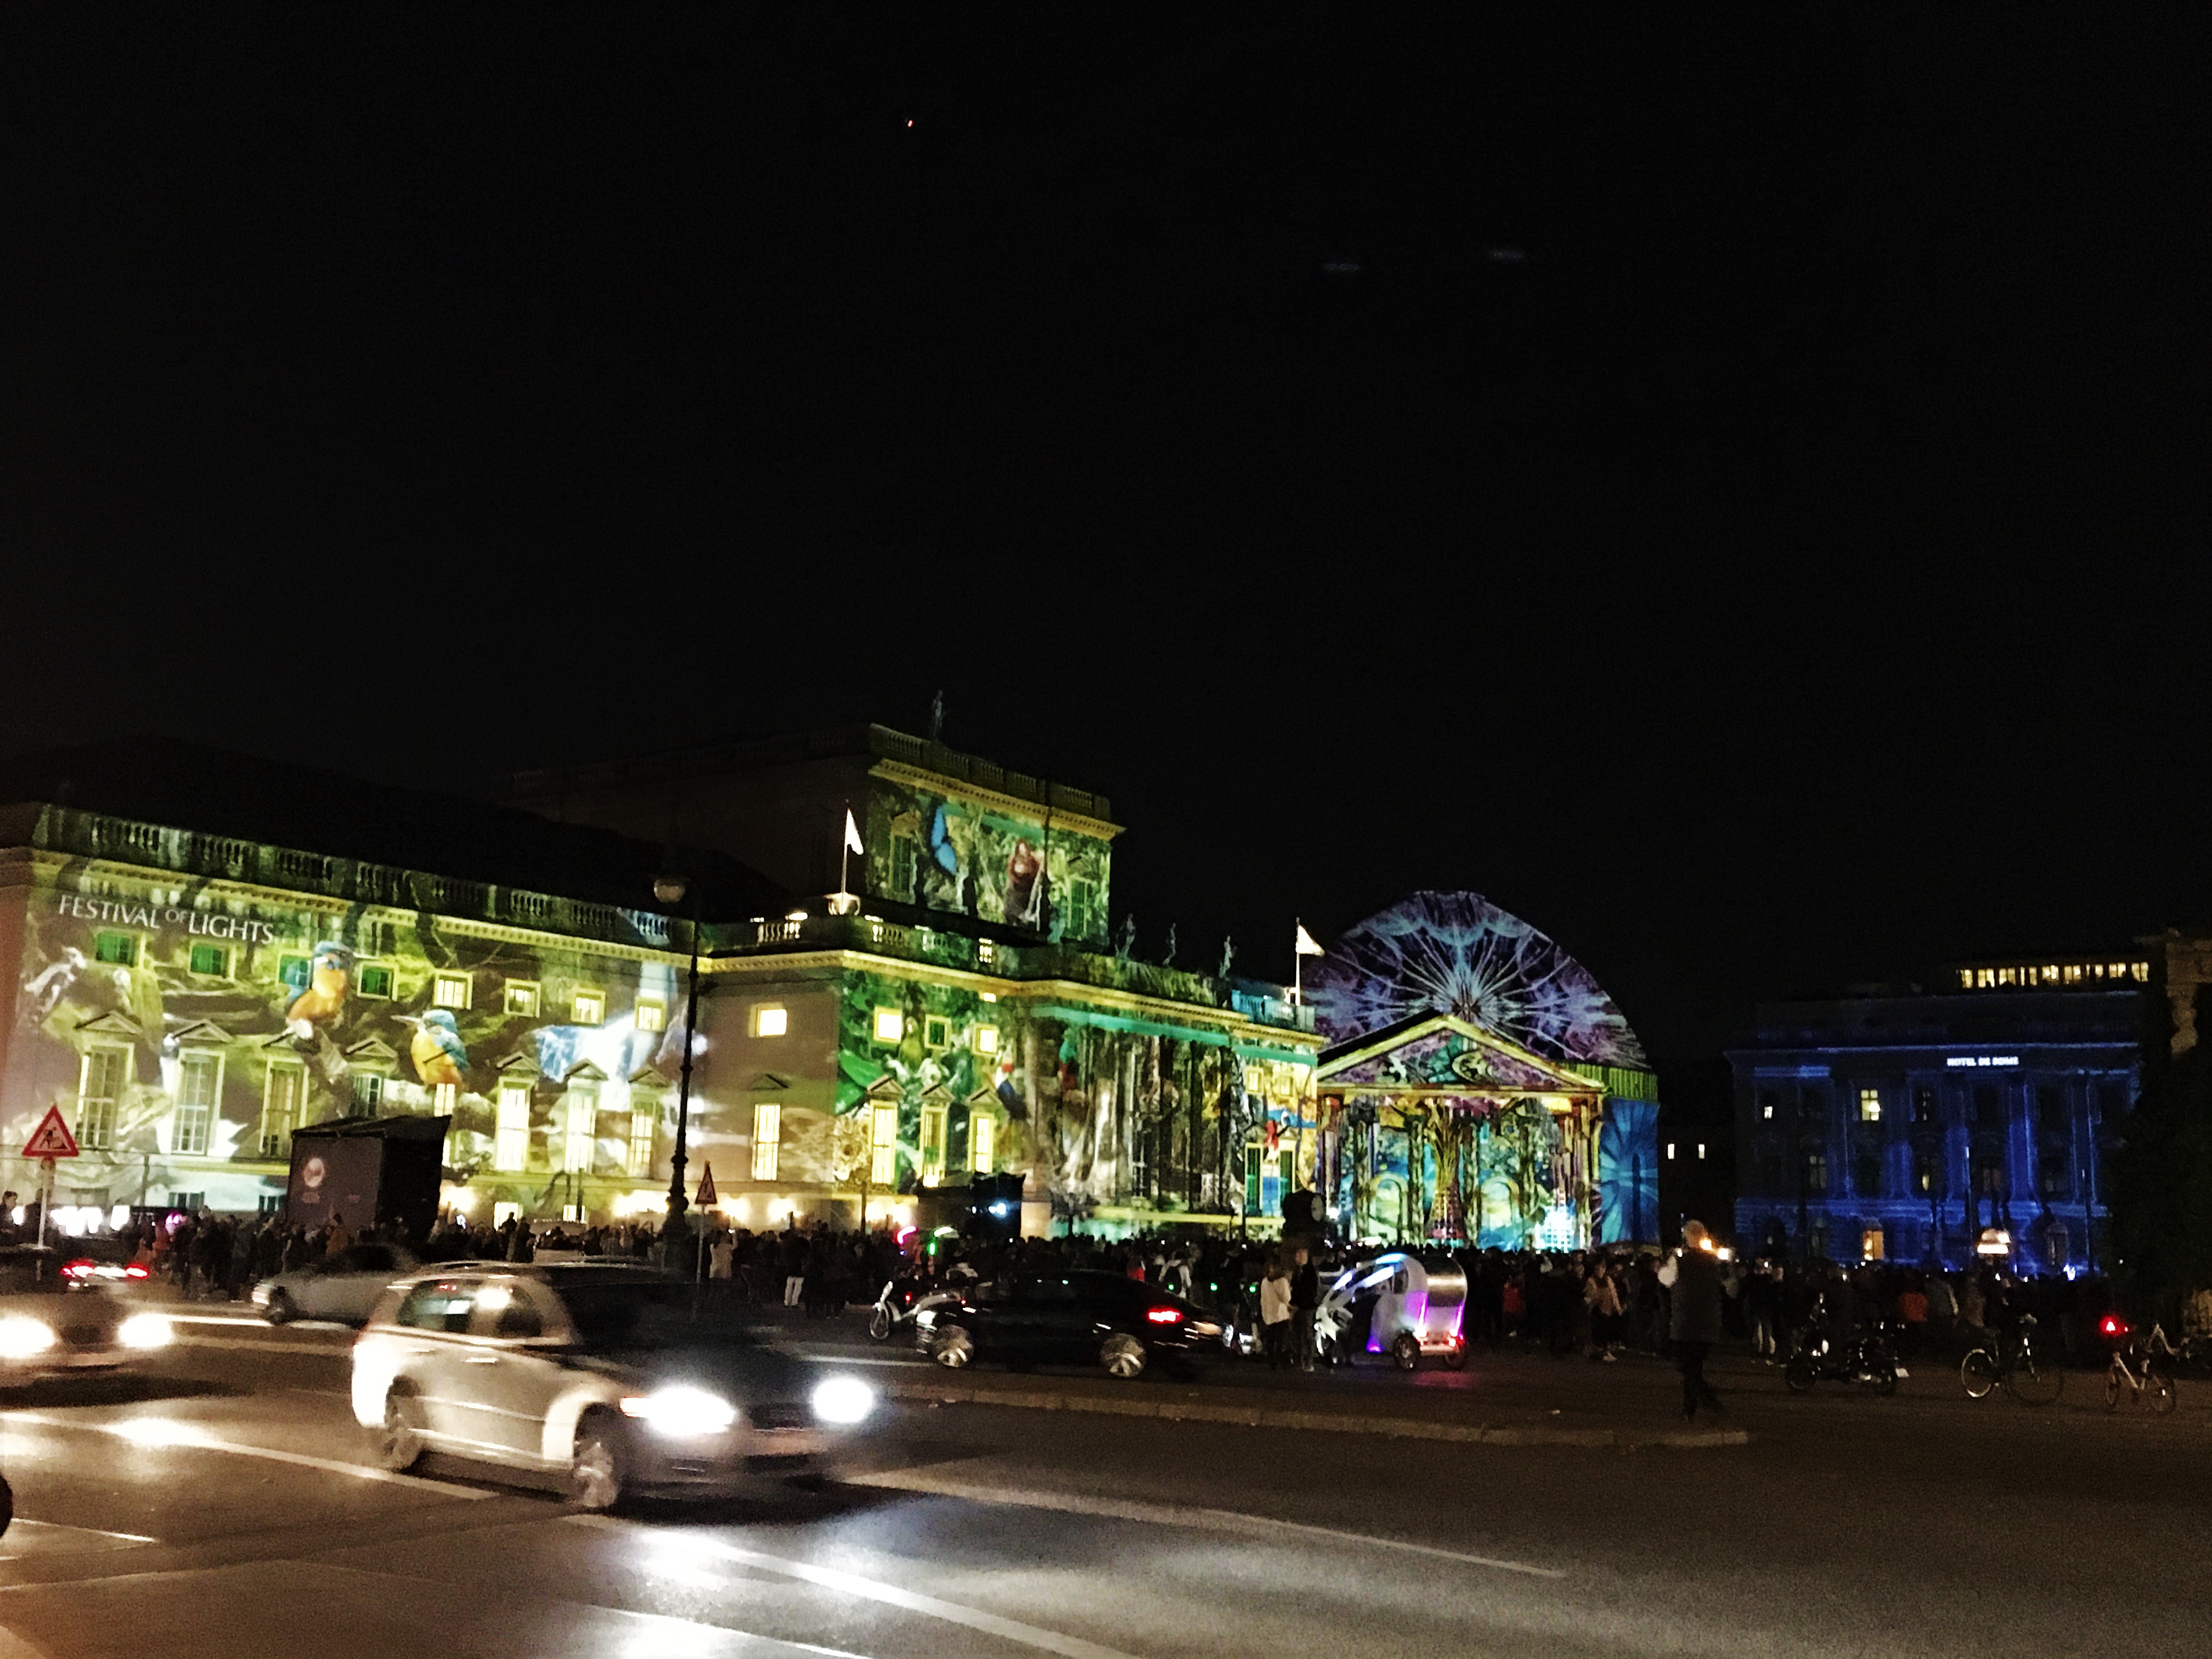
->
<box><xmin>21</xmin><ymin>1107</ymin><xmax>78</xmax><ymax>1161</ymax></box>
<box><xmin>694</xmin><ymin>1163</ymin><xmax>716</xmax><ymax>1206</ymax></box>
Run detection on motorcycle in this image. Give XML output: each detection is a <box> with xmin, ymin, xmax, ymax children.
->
<box><xmin>1784</xmin><ymin>1323</ymin><xmax>1901</xmax><ymax>1396</ymax></box>
<box><xmin>868</xmin><ymin>1271</ymin><xmax>967</xmax><ymax>1342</ymax></box>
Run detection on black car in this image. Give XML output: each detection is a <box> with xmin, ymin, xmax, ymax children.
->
<box><xmin>914</xmin><ymin>1269</ymin><xmax>1227</xmax><ymax>1379</ymax></box>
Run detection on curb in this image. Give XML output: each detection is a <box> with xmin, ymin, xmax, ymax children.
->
<box><xmin>883</xmin><ymin>1379</ymin><xmax>1749</xmax><ymax>1449</ymax></box>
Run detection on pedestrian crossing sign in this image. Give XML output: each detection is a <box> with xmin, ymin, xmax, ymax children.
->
<box><xmin>21</xmin><ymin>1107</ymin><xmax>79</xmax><ymax>1161</ymax></box>
<box><xmin>695</xmin><ymin>1163</ymin><xmax>716</xmax><ymax>1206</ymax></box>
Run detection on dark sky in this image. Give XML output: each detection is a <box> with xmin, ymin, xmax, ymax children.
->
<box><xmin>4</xmin><ymin>10</ymin><xmax>2205</xmax><ymax>1116</ymax></box>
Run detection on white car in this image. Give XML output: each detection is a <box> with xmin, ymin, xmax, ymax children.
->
<box><xmin>350</xmin><ymin>1263</ymin><xmax>877</xmax><ymax>1509</ymax></box>
<box><xmin>253</xmin><ymin>1243</ymin><xmax>417</xmax><ymax>1325</ymax></box>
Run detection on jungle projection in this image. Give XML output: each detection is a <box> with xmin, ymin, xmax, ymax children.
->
<box><xmin>10</xmin><ymin>872</ymin><xmax>680</xmax><ymax>1205</ymax></box>
<box><xmin>833</xmin><ymin>969</ymin><xmax>1255</xmax><ymax>1218</ymax></box>
<box><xmin>865</xmin><ymin>780</ymin><xmax>1112</xmax><ymax>946</ymax></box>
<box><xmin>1311</xmin><ymin>893</ymin><xmax>1660</xmax><ymax>1244</ymax></box>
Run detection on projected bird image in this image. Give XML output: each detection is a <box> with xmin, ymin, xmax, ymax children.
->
<box><xmin>406</xmin><ymin>1008</ymin><xmax>470</xmax><ymax>1090</ymax></box>
<box><xmin>285</xmin><ymin>944</ymin><xmax>351</xmax><ymax>1038</ymax></box>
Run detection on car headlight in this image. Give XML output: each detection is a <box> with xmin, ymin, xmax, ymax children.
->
<box><xmin>0</xmin><ymin>1316</ymin><xmax>55</xmax><ymax>1359</ymax></box>
<box><xmin>119</xmin><ymin>1313</ymin><xmax>173</xmax><ymax>1351</ymax></box>
<box><xmin>250</xmin><ymin>1284</ymin><xmax>270</xmax><ymax>1306</ymax></box>
<box><xmin>811</xmin><ymin>1375</ymin><xmax>875</xmax><ymax>1425</ymax></box>
<box><xmin>619</xmin><ymin>1386</ymin><xmax>737</xmax><ymax>1438</ymax></box>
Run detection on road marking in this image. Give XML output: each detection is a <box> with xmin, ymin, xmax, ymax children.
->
<box><xmin>0</xmin><ymin>1413</ymin><xmax>492</xmax><ymax>1499</ymax></box>
<box><xmin>787</xmin><ymin>1352</ymin><xmax>924</xmax><ymax>1369</ymax></box>
<box><xmin>570</xmin><ymin>1514</ymin><xmax>1146</xmax><ymax>1659</ymax></box>
<box><xmin>5</xmin><ymin>1521</ymin><xmax>154</xmax><ymax>1544</ymax></box>
<box><xmin>850</xmin><ymin>1468</ymin><xmax>1566</xmax><ymax>1579</ymax></box>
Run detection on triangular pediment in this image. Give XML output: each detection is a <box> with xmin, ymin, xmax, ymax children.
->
<box><xmin>1317</xmin><ymin>1012</ymin><xmax>1602</xmax><ymax>1096</ymax></box>
<box><xmin>966</xmin><ymin>1086</ymin><xmax>1003</xmax><ymax>1111</ymax></box>
<box><xmin>169</xmin><ymin>1019</ymin><xmax>230</xmax><ymax>1046</ymax></box>
<box><xmin>749</xmin><ymin>1071</ymin><xmax>791</xmax><ymax>1092</ymax></box>
<box><xmin>564</xmin><ymin>1060</ymin><xmax>608</xmax><ymax>1084</ymax></box>
<box><xmin>920</xmin><ymin>1081</ymin><xmax>954</xmax><ymax>1106</ymax></box>
<box><xmin>629</xmin><ymin>1062</ymin><xmax>674</xmax><ymax>1089</ymax></box>
<box><xmin>77</xmin><ymin>1010</ymin><xmax>144</xmax><ymax>1040</ymax></box>
<box><xmin>345</xmin><ymin>1036</ymin><xmax>399</xmax><ymax>1064</ymax></box>
<box><xmin>493</xmin><ymin>1051</ymin><xmax>541</xmax><ymax>1076</ymax></box>
<box><xmin>864</xmin><ymin>1074</ymin><xmax>903</xmax><ymax>1103</ymax></box>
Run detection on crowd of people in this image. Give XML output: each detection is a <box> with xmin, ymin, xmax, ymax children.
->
<box><xmin>77</xmin><ymin>1200</ymin><xmax>2169</xmax><ymax>1386</ymax></box>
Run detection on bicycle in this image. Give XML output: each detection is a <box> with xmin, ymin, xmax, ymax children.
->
<box><xmin>1960</xmin><ymin>1315</ymin><xmax>2064</xmax><ymax>1406</ymax></box>
<box><xmin>2103</xmin><ymin>1319</ymin><xmax>2179</xmax><ymax>1415</ymax></box>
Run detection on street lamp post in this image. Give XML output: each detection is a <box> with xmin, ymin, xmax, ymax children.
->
<box><xmin>653</xmin><ymin>873</ymin><xmax>703</xmax><ymax>1240</ymax></box>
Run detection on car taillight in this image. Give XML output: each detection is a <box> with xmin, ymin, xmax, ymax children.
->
<box><xmin>1146</xmin><ymin>1306</ymin><xmax>1182</xmax><ymax>1325</ymax></box>
<box><xmin>125</xmin><ymin>1263</ymin><xmax>149</xmax><ymax>1280</ymax></box>
<box><xmin>2101</xmin><ymin>1315</ymin><xmax>2130</xmax><ymax>1339</ymax></box>
<box><xmin>61</xmin><ymin>1260</ymin><xmax>94</xmax><ymax>1280</ymax></box>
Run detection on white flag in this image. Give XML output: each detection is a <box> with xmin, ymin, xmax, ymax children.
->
<box><xmin>843</xmin><ymin>809</ymin><xmax>864</xmax><ymax>855</ymax></box>
<box><xmin>1294</xmin><ymin>923</ymin><xmax>1325</xmax><ymax>957</ymax></box>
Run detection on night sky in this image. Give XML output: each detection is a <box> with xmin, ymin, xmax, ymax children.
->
<box><xmin>4</xmin><ymin>12</ymin><xmax>2204</xmax><ymax>1125</ymax></box>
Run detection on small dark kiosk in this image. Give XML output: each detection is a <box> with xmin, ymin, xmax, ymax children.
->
<box><xmin>286</xmin><ymin>1116</ymin><xmax>450</xmax><ymax>1241</ymax></box>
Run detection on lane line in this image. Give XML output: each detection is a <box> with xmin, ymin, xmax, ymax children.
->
<box><xmin>312</xmin><ymin>1560</ymin><xmax>878</xmax><ymax>1658</ymax></box>
<box><xmin>4</xmin><ymin>1521</ymin><xmax>154</xmax><ymax>1544</ymax></box>
<box><xmin>0</xmin><ymin>1413</ymin><xmax>492</xmax><ymax>1499</ymax></box>
<box><xmin>569</xmin><ymin>1515</ymin><xmax>1146</xmax><ymax>1659</ymax></box>
<box><xmin>172</xmin><ymin>1336</ymin><xmax>348</xmax><ymax>1356</ymax></box>
<box><xmin>850</xmin><ymin>1468</ymin><xmax>1566</xmax><ymax>1579</ymax></box>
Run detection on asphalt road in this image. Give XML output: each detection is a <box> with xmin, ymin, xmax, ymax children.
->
<box><xmin>0</xmin><ymin>1312</ymin><xmax>2204</xmax><ymax>1659</ymax></box>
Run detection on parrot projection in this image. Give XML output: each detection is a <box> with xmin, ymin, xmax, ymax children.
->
<box><xmin>286</xmin><ymin>945</ymin><xmax>352</xmax><ymax>1039</ymax></box>
<box><xmin>408</xmin><ymin>1008</ymin><xmax>470</xmax><ymax>1090</ymax></box>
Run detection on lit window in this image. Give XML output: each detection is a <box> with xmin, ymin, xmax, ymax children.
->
<box><xmin>635</xmin><ymin>998</ymin><xmax>666</xmax><ymax>1033</ymax></box>
<box><xmin>1859</xmin><ymin>1088</ymin><xmax>1882</xmax><ymax>1123</ymax></box>
<box><xmin>2132</xmin><ymin>961</ymin><xmax>2150</xmax><ymax>984</ymax></box>
<box><xmin>751</xmin><ymin>1104</ymin><xmax>781</xmax><ymax>1181</ymax></box>
<box><xmin>921</xmin><ymin>1107</ymin><xmax>947</xmax><ymax>1186</ymax></box>
<box><xmin>357</xmin><ymin>964</ymin><xmax>394</xmax><ymax>999</ymax></box>
<box><xmin>872</xmin><ymin>1007</ymin><xmax>905</xmax><ymax>1044</ymax></box>
<box><xmin>189</xmin><ymin>943</ymin><xmax>229</xmax><ymax>977</ymax></box>
<box><xmin>970</xmin><ymin>1112</ymin><xmax>995</xmax><ymax>1174</ymax></box>
<box><xmin>357</xmin><ymin>1073</ymin><xmax>385</xmax><ymax>1113</ymax></box>
<box><xmin>972</xmin><ymin>1024</ymin><xmax>998</xmax><ymax>1057</ymax></box>
<box><xmin>2062</xmin><ymin>963</ymin><xmax>2083</xmax><ymax>984</ymax></box>
<box><xmin>1666</xmin><ymin>1142</ymin><xmax>1677</xmax><ymax>1160</ymax></box>
<box><xmin>563</xmin><ymin>1084</ymin><xmax>597</xmax><ymax>1173</ymax></box>
<box><xmin>1997</xmin><ymin>968</ymin><xmax>2017</xmax><ymax>986</ymax></box>
<box><xmin>572</xmin><ymin>990</ymin><xmax>605</xmax><ymax>1026</ymax></box>
<box><xmin>870</xmin><ymin>1104</ymin><xmax>898</xmax><ymax>1186</ymax></box>
<box><xmin>1762</xmin><ymin>1103</ymin><xmax>1774</xmax><ymax>1120</ymax></box>
<box><xmin>980</xmin><ymin>991</ymin><xmax>997</xmax><ymax>1003</ymax></box>
<box><xmin>77</xmin><ymin>1049</ymin><xmax>125</xmax><ymax>1152</ymax></box>
<box><xmin>504</xmin><ymin>981</ymin><xmax>540</xmax><ymax>1018</ymax></box>
<box><xmin>1958</xmin><ymin>970</ymin><xmax>1974</xmax><ymax>989</ymax></box>
<box><xmin>495</xmin><ymin>1084</ymin><xmax>531</xmax><ymax>1170</ymax></box>
<box><xmin>1861</xmin><ymin>1227</ymin><xmax>1885</xmax><ymax>1262</ymax></box>
<box><xmin>260</xmin><ymin>1062</ymin><xmax>304</xmax><ymax>1158</ymax></box>
<box><xmin>977</xmin><ymin>940</ymin><xmax>995</xmax><ymax>966</ymax></box>
<box><xmin>93</xmin><ymin>932</ymin><xmax>138</xmax><ymax>968</ymax></box>
<box><xmin>1976</xmin><ymin>968</ymin><xmax>1995</xmax><ymax>989</ymax></box>
<box><xmin>1697</xmin><ymin>1143</ymin><xmax>1707</xmax><ymax>1159</ymax></box>
<box><xmin>924</xmin><ymin>1015</ymin><xmax>949</xmax><ymax>1050</ymax></box>
<box><xmin>432</xmin><ymin>1081</ymin><xmax>458</xmax><ymax>1114</ymax></box>
<box><xmin>433</xmin><ymin>973</ymin><xmax>471</xmax><ymax>1011</ymax></box>
<box><xmin>627</xmin><ymin>1103</ymin><xmax>656</xmax><ymax>1177</ymax></box>
<box><xmin>172</xmin><ymin>1053</ymin><xmax>218</xmax><ymax>1156</ymax></box>
<box><xmin>753</xmin><ymin>1005</ymin><xmax>788</xmax><ymax>1039</ymax></box>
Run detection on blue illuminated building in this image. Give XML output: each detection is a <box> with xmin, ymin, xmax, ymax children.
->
<box><xmin>1728</xmin><ymin>953</ymin><xmax>2151</xmax><ymax>1273</ymax></box>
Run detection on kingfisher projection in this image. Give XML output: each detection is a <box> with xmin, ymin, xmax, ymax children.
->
<box><xmin>1306</xmin><ymin>890</ymin><xmax>1648</xmax><ymax>1070</ymax></box>
<box><xmin>407</xmin><ymin>1008</ymin><xmax>470</xmax><ymax>1091</ymax></box>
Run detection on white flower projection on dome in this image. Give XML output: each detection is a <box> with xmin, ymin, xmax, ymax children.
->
<box><xmin>1308</xmin><ymin>890</ymin><xmax>1649</xmax><ymax>1070</ymax></box>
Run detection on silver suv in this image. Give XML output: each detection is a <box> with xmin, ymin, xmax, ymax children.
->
<box><xmin>350</xmin><ymin>1262</ymin><xmax>877</xmax><ymax>1509</ymax></box>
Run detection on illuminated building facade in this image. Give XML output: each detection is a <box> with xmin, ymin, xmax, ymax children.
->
<box><xmin>1728</xmin><ymin>954</ymin><xmax>2148</xmax><ymax>1272</ymax></box>
<box><xmin>1307</xmin><ymin>892</ymin><xmax>1662</xmax><ymax>1248</ymax></box>
<box><xmin>0</xmin><ymin>733</ymin><xmax>1316</xmax><ymax>1234</ymax></box>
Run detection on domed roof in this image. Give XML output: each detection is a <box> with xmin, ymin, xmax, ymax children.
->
<box><xmin>1307</xmin><ymin>890</ymin><xmax>1649</xmax><ymax>1070</ymax></box>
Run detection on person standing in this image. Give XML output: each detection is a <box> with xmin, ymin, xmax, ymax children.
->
<box><xmin>1259</xmin><ymin>1254</ymin><xmax>1293</xmax><ymax>1369</ymax></box>
<box><xmin>1660</xmin><ymin>1221</ymin><xmax>1726</xmax><ymax>1419</ymax></box>
<box><xmin>1289</xmin><ymin>1246</ymin><xmax>1320</xmax><ymax>1372</ymax></box>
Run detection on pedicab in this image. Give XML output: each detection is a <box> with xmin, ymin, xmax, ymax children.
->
<box><xmin>1315</xmin><ymin>1250</ymin><xmax>1469</xmax><ymax>1370</ymax></box>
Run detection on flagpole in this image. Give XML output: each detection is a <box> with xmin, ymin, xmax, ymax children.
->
<box><xmin>839</xmin><ymin>800</ymin><xmax>850</xmax><ymax>896</ymax></box>
<box><xmin>1293</xmin><ymin>918</ymin><xmax>1303</xmax><ymax>1006</ymax></box>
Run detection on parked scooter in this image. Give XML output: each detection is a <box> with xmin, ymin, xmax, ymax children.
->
<box><xmin>868</xmin><ymin>1269</ymin><xmax>969</xmax><ymax>1341</ymax></box>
